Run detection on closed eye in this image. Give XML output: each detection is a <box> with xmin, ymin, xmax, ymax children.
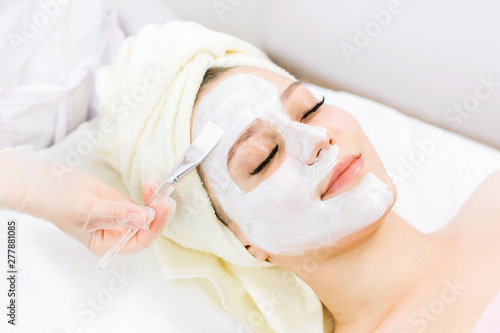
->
<box><xmin>250</xmin><ymin>144</ymin><xmax>279</xmax><ymax>175</ymax></box>
<box><xmin>301</xmin><ymin>96</ymin><xmax>325</xmax><ymax>121</ymax></box>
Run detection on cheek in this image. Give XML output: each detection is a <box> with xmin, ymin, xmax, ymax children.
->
<box><xmin>315</xmin><ymin>107</ymin><xmax>385</xmax><ymax>170</ymax></box>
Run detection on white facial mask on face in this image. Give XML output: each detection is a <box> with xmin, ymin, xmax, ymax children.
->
<box><xmin>192</xmin><ymin>73</ymin><xmax>394</xmax><ymax>255</ymax></box>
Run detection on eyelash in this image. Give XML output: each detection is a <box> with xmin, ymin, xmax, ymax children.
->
<box><xmin>249</xmin><ymin>96</ymin><xmax>325</xmax><ymax>176</ymax></box>
<box><xmin>250</xmin><ymin>144</ymin><xmax>279</xmax><ymax>175</ymax></box>
<box><xmin>301</xmin><ymin>96</ymin><xmax>325</xmax><ymax>121</ymax></box>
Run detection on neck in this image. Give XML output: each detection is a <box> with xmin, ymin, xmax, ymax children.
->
<box><xmin>290</xmin><ymin>211</ymin><xmax>447</xmax><ymax>331</ymax></box>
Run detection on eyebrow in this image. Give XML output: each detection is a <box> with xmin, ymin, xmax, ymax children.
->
<box><xmin>226</xmin><ymin>80</ymin><xmax>303</xmax><ymax>165</ymax></box>
<box><xmin>280</xmin><ymin>80</ymin><xmax>303</xmax><ymax>104</ymax></box>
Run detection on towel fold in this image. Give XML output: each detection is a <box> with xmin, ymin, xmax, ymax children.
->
<box><xmin>95</xmin><ymin>21</ymin><xmax>330</xmax><ymax>332</ymax></box>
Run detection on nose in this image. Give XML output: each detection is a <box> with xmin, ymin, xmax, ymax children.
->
<box><xmin>305</xmin><ymin>130</ymin><xmax>334</xmax><ymax>166</ymax></box>
<box><xmin>278</xmin><ymin>121</ymin><xmax>333</xmax><ymax>165</ymax></box>
<box><xmin>276</xmin><ymin>119</ymin><xmax>335</xmax><ymax>164</ymax></box>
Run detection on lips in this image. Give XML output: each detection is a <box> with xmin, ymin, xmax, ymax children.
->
<box><xmin>321</xmin><ymin>153</ymin><xmax>362</xmax><ymax>199</ymax></box>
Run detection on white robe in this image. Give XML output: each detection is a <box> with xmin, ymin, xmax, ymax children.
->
<box><xmin>0</xmin><ymin>0</ymin><xmax>125</xmax><ymax>149</ymax></box>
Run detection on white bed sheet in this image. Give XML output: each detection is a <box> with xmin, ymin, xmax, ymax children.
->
<box><xmin>1</xmin><ymin>84</ymin><xmax>499</xmax><ymax>333</ymax></box>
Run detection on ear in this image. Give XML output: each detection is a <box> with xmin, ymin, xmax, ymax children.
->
<box><xmin>244</xmin><ymin>244</ymin><xmax>269</xmax><ymax>262</ymax></box>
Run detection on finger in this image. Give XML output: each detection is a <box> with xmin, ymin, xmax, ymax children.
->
<box><xmin>142</xmin><ymin>178</ymin><xmax>160</xmax><ymax>201</ymax></box>
<box><xmin>149</xmin><ymin>196</ymin><xmax>176</xmax><ymax>235</ymax></box>
<box><xmin>84</xmin><ymin>199</ymin><xmax>156</xmax><ymax>231</ymax></box>
<box><xmin>88</xmin><ymin>179</ymin><xmax>172</xmax><ymax>256</ymax></box>
<box><xmin>123</xmin><ymin>196</ymin><xmax>176</xmax><ymax>254</ymax></box>
<box><xmin>141</xmin><ymin>179</ymin><xmax>176</xmax><ymax>238</ymax></box>
<box><xmin>88</xmin><ymin>196</ymin><xmax>176</xmax><ymax>256</ymax></box>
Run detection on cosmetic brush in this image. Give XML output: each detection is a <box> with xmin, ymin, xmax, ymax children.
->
<box><xmin>97</xmin><ymin>121</ymin><xmax>225</xmax><ymax>269</ymax></box>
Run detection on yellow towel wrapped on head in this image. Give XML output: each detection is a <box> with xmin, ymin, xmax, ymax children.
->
<box><xmin>95</xmin><ymin>20</ymin><xmax>333</xmax><ymax>332</ymax></box>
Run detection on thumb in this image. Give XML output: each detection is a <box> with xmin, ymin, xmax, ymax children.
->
<box><xmin>84</xmin><ymin>200</ymin><xmax>156</xmax><ymax>231</ymax></box>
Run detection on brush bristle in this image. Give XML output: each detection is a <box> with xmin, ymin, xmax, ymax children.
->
<box><xmin>192</xmin><ymin>121</ymin><xmax>225</xmax><ymax>154</ymax></box>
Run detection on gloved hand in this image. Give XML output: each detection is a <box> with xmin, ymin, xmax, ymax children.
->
<box><xmin>0</xmin><ymin>145</ymin><xmax>176</xmax><ymax>256</ymax></box>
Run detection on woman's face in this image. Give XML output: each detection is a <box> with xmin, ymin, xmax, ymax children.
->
<box><xmin>192</xmin><ymin>66</ymin><xmax>396</xmax><ymax>264</ymax></box>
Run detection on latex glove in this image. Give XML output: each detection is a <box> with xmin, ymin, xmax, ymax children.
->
<box><xmin>0</xmin><ymin>145</ymin><xmax>176</xmax><ymax>256</ymax></box>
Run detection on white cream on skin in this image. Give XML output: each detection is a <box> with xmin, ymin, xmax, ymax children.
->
<box><xmin>192</xmin><ymin>73</ymin><xmax>394</xmax><ymax>255</ymax></box>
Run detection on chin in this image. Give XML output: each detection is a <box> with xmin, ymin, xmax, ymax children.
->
<box><xmin>313</xmin><ymin>215</ymin><xmax>389</xmax><ymax>258</ymax></box>
<box><xmin>381</xmin><ymin>173</ymin><xmax>398</xmax><ymax>206</ymax></box>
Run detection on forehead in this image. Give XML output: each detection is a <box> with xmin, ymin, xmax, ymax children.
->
<box><xmin>192</xmin><ymin>71</ymin><xmax>284</xmax><ymax>146</ymax></box>
<box><xmin>231</xmin><ymin>66</ymin><xmax>294</xmax><ymax>88</ymax></box>
<box><xmin>191</xmin><ymin>66</ymin><xmax>298</xmax><ymax>146</ymax></box>
<box><xmin>193</xmin><ymin>66</ymin><xmax>294</xmax><ymax>117</ymax></box>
